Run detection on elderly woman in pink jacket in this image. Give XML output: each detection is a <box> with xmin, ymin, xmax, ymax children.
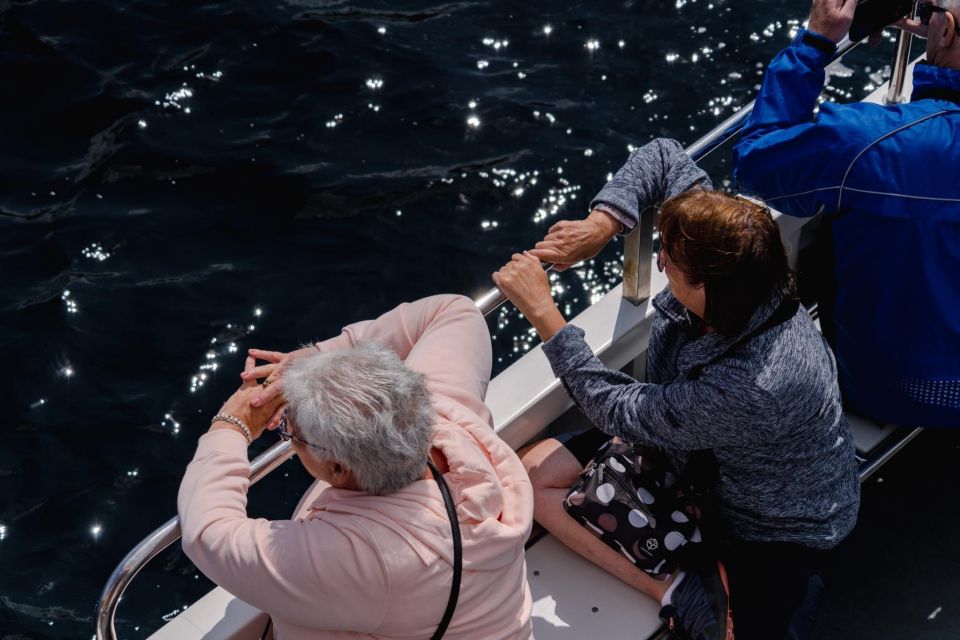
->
<box><xmin>177</xmin><ymin>294</ymin><xmax>534</xmax><ymax>639</ymax></box>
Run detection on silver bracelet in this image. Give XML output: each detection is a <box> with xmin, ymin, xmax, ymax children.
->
<box><xmin>211</xmin><ymin>413</ymin><xmax>253</xmax><ymax>444</ymax></box>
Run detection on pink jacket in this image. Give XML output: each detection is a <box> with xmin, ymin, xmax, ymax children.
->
<box><xmin>178</xmin><ymin>295</ymin><xmax>534</xmax><ymax>639</ymax></box>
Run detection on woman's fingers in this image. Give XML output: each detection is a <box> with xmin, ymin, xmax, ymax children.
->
<box><xmin>241</xmin><ymin>355</ymin><xmax>258</xmax><ymax>388</ymax></box>
<box><xmin>247</xmin><ymin>348</ymin><xmax>286</xmax><ymax>363</ymax></box>
<box><xmin>521</xmin><ymin>250</ymin><xmax>542</xmax><ymax>264</ymax></box>
<box><xmin>251</xmin><ymin>379</ymin><xmax>284</xmax><ymax>408</ymax></box>
<box><xmin>265</xmin><ymin>404</ymin><xmax>287</xmax><ymax>431</ymax></box>
<box><xmin>240</xmin><ymin>363</ymin><xmax>280</xmax><ymax>380</ymax></box>
<box><xmin>528</xmin><ymin>247</ymin><xmax>564</xmax><ymax>263</ymax></box>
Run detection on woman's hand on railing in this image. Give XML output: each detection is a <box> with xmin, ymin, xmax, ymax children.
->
<box><xmin>527</xmin><ymin>209</ymin><xmax>621</xmax><ymax>271</ymax></box>
<box><xmin>493</xmin><ymin>252</ymin><xmax>568</xmax><ymax>342</ymax></box>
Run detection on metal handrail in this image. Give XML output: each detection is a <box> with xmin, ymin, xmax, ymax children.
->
<box><xmin>98</xmin><ymin>30</ymin><xmax>898</xmax><ymax>639</ymax></box>
<box><xmin>886</xmin><ymin>29</ymin><xmax>915</xmax><ymax>103</ymax></box>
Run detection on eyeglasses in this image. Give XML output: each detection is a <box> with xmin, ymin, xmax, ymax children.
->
<box><xmin>657</xmin><ymin>246</ymin><xmax>690</xmax><ymax>275</ymax></box>
<box><xmin>918</xmin><ymin>2</ymin><xmax>960</xmax><ymax>33</ymax></box>
<box><xmin>277</xmin><ymin>409</ymin><xmax>327</xmax><ymax>451</ymax></box>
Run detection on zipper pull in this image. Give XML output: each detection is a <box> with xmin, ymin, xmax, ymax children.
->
<box><xmin>597</xmin><ymin>462</ymin><xmax>605</xmax><ymax>483</ymax></box>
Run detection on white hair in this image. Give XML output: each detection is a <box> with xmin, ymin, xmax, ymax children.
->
<box><xmin>282</xmin><ymin>342</ymin><xmax>434</xmax><ymax>495</ymax></box>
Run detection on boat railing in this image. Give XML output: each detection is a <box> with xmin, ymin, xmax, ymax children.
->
<box><xmin>97</xmin><ymin>29</ymin><xmax>919</xmax><ymax>639</ymax></box>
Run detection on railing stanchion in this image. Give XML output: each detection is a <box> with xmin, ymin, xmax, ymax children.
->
<box><xmin>885</xmin><ymin>19</ymin><xmax>915</xmax><ymax>105</ymax></box>
<box><xmin>621</xmin><ymin>207</ymin><xmax>654</xmax><ymax>305</ymax></box>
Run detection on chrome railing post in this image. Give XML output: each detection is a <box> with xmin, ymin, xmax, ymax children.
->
<box><xmin>885</xmin><ymin>15</ymin><xmax>915</xmax><ymax>105</ymax></box>
<box><xmin>621</xmin><ymin>207</ymin><xmax>654</xmax><ymax>305</ymax></box>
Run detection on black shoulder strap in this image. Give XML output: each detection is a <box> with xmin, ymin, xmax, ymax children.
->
<box><xmin>681</xmin><ymin>298</ymin><xmax>801</xmax><ymax>497</ymax></box>
<box><xmin>428</xmin><ymin>460</ymin><xmax>462</xmax><ymax>640</ymax></box>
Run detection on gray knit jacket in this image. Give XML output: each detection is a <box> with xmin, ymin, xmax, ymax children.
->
<box><xmin>541</xmin><ymin>139</ymin><xmax>860</xmax><ymax>549</ymax></box>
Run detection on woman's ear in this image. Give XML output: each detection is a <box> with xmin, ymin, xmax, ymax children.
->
<box><xmin>329</xmin><ymin>461</ymin><xmax>359</xmax><ymax>490</ymax></box>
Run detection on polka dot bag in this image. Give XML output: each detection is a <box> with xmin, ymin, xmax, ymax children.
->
<box><xmin>563</xmin><ymin>438</ymin><xmax>703</xmax><ymax>576</ymax></box>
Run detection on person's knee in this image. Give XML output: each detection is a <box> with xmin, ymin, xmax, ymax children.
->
<box><xmin>518</xmin><ymin>438</ymin><xmax>579</xmax><ymax>492</ymax></box>
<box><xmin>517</xmin><ymin>440</ymin><xmax>550</xmax><ymax>489</ymax></box>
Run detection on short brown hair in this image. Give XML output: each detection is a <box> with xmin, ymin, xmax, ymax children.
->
<box><xmin>657</xmin><ymin>189</ymin><xmax>795</xmax><ymax>335</ymax></box>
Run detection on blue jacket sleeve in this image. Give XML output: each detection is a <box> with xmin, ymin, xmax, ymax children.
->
<box><xmin>732</xmin><ymin>29</ymin><xmax>876</xmax><ymax>218</ymax></box>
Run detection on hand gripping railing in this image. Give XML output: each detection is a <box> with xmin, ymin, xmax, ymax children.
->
<box><xmin>99</xmin><ymin>29</ymin><xmax>915</xmax><ymax>639</ymax></box>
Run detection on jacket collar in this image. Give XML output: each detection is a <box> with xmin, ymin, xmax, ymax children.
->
<box><xmin>911</xmin><ymin>62</ymin><xmax>960</xmax><ymax>103</ymax></box>
<box><xmin>652</xmin><ymin>286</ymin><xmax>785</xmax><ymax>369</ymax></box>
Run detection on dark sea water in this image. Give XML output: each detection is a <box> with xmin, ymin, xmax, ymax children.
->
<box><xmin>0</xmin><ymin>1</ymin><xmax>913</xmax><ymax>637</ymax></box>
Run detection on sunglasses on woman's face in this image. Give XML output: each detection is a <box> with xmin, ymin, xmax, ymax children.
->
<box><xmin>918</xmin><ymin>2</ymin><xmax>960</xmax><ymax>33</ymax></box>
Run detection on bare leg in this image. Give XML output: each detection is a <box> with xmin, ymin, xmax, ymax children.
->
<box><xmin>519</xmin><ymin>437</ymin><xmax>673</xmax><ymax>603</ymax></box>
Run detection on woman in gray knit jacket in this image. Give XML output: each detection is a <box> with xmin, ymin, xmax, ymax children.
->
<box><xmin>493</xmin><ymin>139</ymin><xmax>859</xmax><ymax>640</ymax></box>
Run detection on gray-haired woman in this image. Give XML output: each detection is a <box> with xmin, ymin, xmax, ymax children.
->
<box><xmin>178</xmin><ymin>294</ymin><xmax>534</xmax><ymax>639</ymax></box>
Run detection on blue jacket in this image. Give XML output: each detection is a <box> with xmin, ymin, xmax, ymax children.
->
<box><xmin>733</xmin><ymin>29</ymin><xmax>960</xmax><ymax>428</ymax></box>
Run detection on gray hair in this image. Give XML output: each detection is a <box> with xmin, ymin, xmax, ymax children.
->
<box><xmin>282</xmin><ymin>342</ymin><xmax>434</xmax><ymax>495</ymax></box>
<box><xmin>938</xmin><ymin>0</ymin><xmax>960</xmax><ymax>18</ymax></box>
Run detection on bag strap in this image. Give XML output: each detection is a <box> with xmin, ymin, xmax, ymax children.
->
<box><xmin>681</xmin><ymin>298</ymin><xmax>801</xmax><ymax>496</ymax></box>
<box><xmin>428</xmin><ymin>460</ymin><xmax>462</xmax><ymax>640</ymax></box>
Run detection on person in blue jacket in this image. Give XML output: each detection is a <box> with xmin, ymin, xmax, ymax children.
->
<box><xmin>733</xmin><ymin>0</ymin><xmax>960</xmax><ymax>428</ymax></box>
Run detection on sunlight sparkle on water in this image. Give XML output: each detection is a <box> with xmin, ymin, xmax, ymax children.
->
<box><xmin>161</xmin><ymin>85</ymin><xmax>193</xmax><ymax>112</ymax></box>
<box><xmin>467</xmin><ymin>115</ymin><xmax>481</xmax><ymax>128</ymax></box>
<box><xmin>163</xmin><ymin>413</ymin><xmax>181</xmax><ymax>435</ymax></box>
<box><xmin>482</xmin><ymin>37</ymin><xmax>509</xmax><ymax>50</ymax></box>
<box><xmin>90</xmin><ymin>524</ymin><xmax>102</xmax><ymax>539</ymax></box>
<box><xmin>542</xmin><ymin>25</ymin><xmax>553</xmax><ymax>35</ymax></box>
<box><xmin>82</xmin><ymin>243</ymin><xmax>111</xmax><ymax>261</ymax></box>
<box><xmin>62</xmin><ymin>290</ymin><xmax>78</xmax><ymax>314</ymax></box>
<box><xmin>585</xmin><ymin>40</ymin><xmax>600</xmax><ymax>51</ymax></box>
